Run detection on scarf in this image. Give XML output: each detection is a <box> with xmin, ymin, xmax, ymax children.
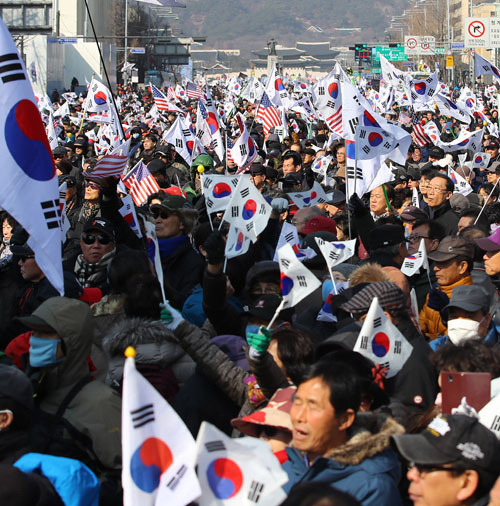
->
<box><xmin>148</xmin><ymin>235</ymin><xmax>188</xmax><ymax>262</ymax></box>
<box><xmin>74</xmin><ymin>248</ymin><xmax>116</xmax><ymax>288</ymax></box>
<box><xmin>80</xmin><ymin>200</ymin><xmax>100</xmax><ymax>223</ymax></box>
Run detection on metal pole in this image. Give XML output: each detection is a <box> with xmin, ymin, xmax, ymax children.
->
<box><xmin>447</xmin><ymin>0</ymin><xmax>451</xmax><ymax>83</ymax></box>
<box><xmin>125</xmin><ymin>0</ymin><xmax>128</xmax><ymax>66</ymax></box>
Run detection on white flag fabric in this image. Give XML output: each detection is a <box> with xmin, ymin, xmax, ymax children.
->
<box><xmin>478</xmin><ymin>395</ymin><xmax>500</xmax><ymax>438</ymax></box>
<box><xmin>440</xmin><ymin>128</ymin><xmax>483</xmax><ymax>154</ymax></box>
<box><xmin>46</xmin><ymin>112</ymin><xmax>59</xmax><ymax>150</ymax></box>
<box><xmin>449</xmin><ymin>167</ymin><xmax>473</xmax><ymax>196</ymax></box>
<box><xmin>119</xmin><ymin>194</ymin><xmax>143</xmax><ymax>238</ymax></box>
<box><xmin>202</xmin><ymin>86</ymin><xmax>224</xmax><ymax>160</ymax></box>
<box><xmin>401</xmin><ymin>239</ymin><xmax>429</xmax><ymax>277</ymax></box>
<box><xmin>407</xmin><ymin>71</ymin><xmax>439</xmax><ymax>104</ymax></box>
<box><xmin>196</xmin><ymin>100</ymin><xmax>213</xmax><ymax>148</ymax></box>
<box><xmin>0</xmin><ymin>17</ymin><xmax>64</xmax><ymax>295</ymax></box>
<box><xmin>353</xmin><ymin>297</ymin><xmax>413</xmax><ymax>378</ymax></box>
<box><xmin>53</xmin><ymin>100</ymin><xmax>69</xmax><ymax>118</ymax></box>
<box><xmin>144</xmin><ymin>220</ymin><xmax>167</xmax><ymax>304</ymax></box>
<box><xmin>474</xmin><ymin>52</ymin><xmax>500</xmax><ymax>82</ymax></box>
<box><xmin>265</xmin><ymin>64</ymin><xmax>290</xmax><ymax>108</ymax></box>
<box><xmin>312</xmin><ymin>65</ymin><xmax>343</xmax><ymax>135</ymax></box>
<box><xmin>411</xmin><ymin>187</ymin><xmax>419</xmax><ymax>207</ymax></box>
<box><xmin>287</xmin><ymin>181</ymin><xmax>328</xmax><ymax>209</ymax></box>
<box><xmin>195</xmin><ymin>421</ymin><xmax>288</xmax><ymax>506</ymax></box>
<box><xmin>122</xmin><ymin>355</ymin><xmax>201</xmax><ymax>506</ymax></box>
<box><xmin>230</xmin><ymin>115</ymin><xmax>258</xmax><ymax>169</ymax></box>
<box><xmin>202</xmin><ymin>174</ymin><xmax>246</xmax><ymax>214</ymax></box>
<box><xmin>273</xmin><ymin>222</ymin><xmax>317</xmax><ymax>262</ymax></box>
<box><xmin>473</xmin><ymin>152</ymin><xmax>491</xmax><ymax>170</ymax></box>
<box><xmin>314</xmin><ymin>238</ymin><xmax>357</xmax><ymax>273</ymax></box>
<box><xmin>86</xmin><ymin>78</ymin><xmax>112</xmax><ymax>113</ymax></box>
<box><xmin>224</xmin><ymin>224</ymin><xmax>251</xmax><ymax>259</ymax></box>
<box><xmin>221</xmin><ymin>177</ymin><xmax>272</xmax><ymax>241</ymax></box>
<box><xmin>355</xmin><ymin>125</ymin><xmax>396</xmax><ymax>160</ymax></box>
<box><xmin>163</xmin><ymin>115</ymin><xmax>195</xmax><ymax>166</ymax></box>
<box><xmin>277</xmin><ymin>243</ymin><xmax>321</xmax><ymax>308</ymax></box>
<box><xmin>433</xmin><ymin>94</ymin><xmax>472</xmax><ymax>124</ymax></box>
<box><xmin>58</xmin><ymin>181</ymin><xmax>71</xmax><ymax>237</ymax></box>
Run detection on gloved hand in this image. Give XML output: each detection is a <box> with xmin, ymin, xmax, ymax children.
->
<box><xmin>271</xmin><ymin>197</ymin><xmax>289</xmax><ymax>214</ymax></box>
<box><xmin>347</xmin><ymin>194</ymin><xmax>368</xmax><ymax>217</ymax></box>
<box><xmin>202</xmin><ymin>230</ymin><xmax>226</xmax><ymax>265</ymax></box>
<box><xmin>247</xmin><ymin>326</ymin><xmax>272</xmax><ymax>360</ymax></box>
<box><xmin>160</xmin><ymin>301</ymin><xmax>185</xmax><ymax>330</ymax></box>
<box><xmin>427</xmin><ymin>288</ymin><xmax>449</xmax><ymax>312</ymax></box>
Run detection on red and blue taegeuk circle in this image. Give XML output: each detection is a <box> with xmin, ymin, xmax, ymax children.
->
<box><xmin>206</xmin><ymin>458</ymin><xmax>243</xmax><ymax>499</ymax></box>
<box><xmin>414</xmin><ymin>82</ymin><xmax>427</xmax><ymax>95</ymax></box>
<box><xmin>328</xmin><ymin>82</ymin><xmax>339</xmax><ymax>99</ymax></box>
<box><xmin>242</xmin><ymin>199</ymin><xmax>257</xmax><ymax>220</ymax></box>
<box><xmin>363</xmin><ymin>110</ymin><xmax>380</xmax><ymax>127</ymax></box>
<box><xmin>371</xmin><ymin>332</ymin><xmax>390</xmax><ymax>358</ymax></box>
<box><xmin>130</xmin><ymin>438</ymin><xmax>173</xmax><ymax>493</ymax></box>
<box><xmin>235</xmin><ymin>232</ymin><xmax>245</xmax><ymax>251</ymax></box>
<box><xmin>207</xmin><ymin>112</ymin><xmax>219</xmax><ymax>135</ymax></box>
<box><xmin>93</xmin><ymin>91</ymin><xmax>108</xmax><ymax>105</ymax></box>
<box><xmin>281</xmin><ymin>273</ymin><xmax>294</xmax><ymax>296</ymax></box>
<box><xmin>368</xmin><ymin>132</ymin><xmax>383</xmax><ymax>147</ymax></box>
<box><xmin>275</xmin><ymin>78</ymin><xmax>285</xmax><ymax>91</ymax></box>
<box><xmin>213</xmin><ymin>182</ymin><xmax>232</xmax><ymax>199</ymax></box>
<box><xmin>5</xmin><ymin>99</ymin><xmax>56</xmax><ymax>182</ymax></box>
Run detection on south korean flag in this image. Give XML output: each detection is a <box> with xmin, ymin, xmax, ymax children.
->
<box><xmin>448</xmin><ymin>167</ymin><xmax>473</xmax><ymax>196</ymax></box>
<box><xmin>355</xmin><ymin>125</ymin><xmax>397</xmax><ymax>161</ymax></box>
<box><xmin>353</xmin><ymin>297</ymin><xmax>413</xmax><ymax>378</ymax></box>
<box><xmin>401</xmin><ymin>239</ymin><xmax>429</xmax><ymax>277</ymax></box>
<box><xmin>472</xmin><ymin>152</ymin><xmax>491</xmax><ymax>170</ymax></box>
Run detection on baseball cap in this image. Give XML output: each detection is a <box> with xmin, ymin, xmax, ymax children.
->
<box><xmin>52</xmin><ymin>146</ymin><xmax>67</xmax><ymax>156</ymax></box>
<box><xmin>400</xmin><ymin>205</ymin><xmax>428</xmax><ymax>222</ymax></box>
<box><xmin>325</xmin><ymin>190</ymin><xmax>346</xmax><ymax>206</ymax></box>
<box><xmin>249</xmin><ymin>163</ymin><xmax>266</xmax><ymax>176</ymax></box>
<box><xmin>245</xmin><ymin>294</ymin><xmax>293</xmax><ymax>323</ymax></box>
<box><xmin>443</xmin><ymin>285</ymin><xmax>490</xmax><ymax>313</ymax></box>
<box><xmin>340</xmin><ymin>281</ymin><xmax>406</xmax><ymax>318</ymax></box>
<box><xmin>300</xmin><ymin>216</ymin><xmax>337</xmax><ymax>236</ymax></box>
<box><xmin>0</xmin><ymin>364</ymin><xmax>34</xmax><ymax>411</ymax></box>
<box><xmin>147</xmin><ymin>159</ymin><xmax>167</xmax><ymax>174</ymax></box>
<box><xmin>367</xmin><ymin>224</ymin><xmax>405</xmax><ymax>251</ymax></box>
<box><xmin>82</xmin><ymin>217</ymin><xmax>115</xmax><ymax>241</ymax></box>
<box><xmin>428</xmin><ymin>146</ymin><xmax>445</xmax><ymax>159</ymax></box>
<box><xmin>486</xmin><ymin>140</ymin><xmax>500</xmax><ymax>150</ymax></box>
<box><xmin>475</xmin><ymin>227</ymin><xmax>500</xmax><ymax>252</ymax></box>
<box><xmin>427</xmin><ymin>236</ymin><xmax>474</xmax><ymax>262</ymax></box>
<box><xmin>392</xmin><ymin>414</ymin><xmax>500</xmax><ymax>473</ymax></box>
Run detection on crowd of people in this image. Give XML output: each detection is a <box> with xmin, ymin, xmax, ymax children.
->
<box><xmin>4</xmin><ymin>65</ymin><xmax>500</xmax><ymax>505</ymax></box>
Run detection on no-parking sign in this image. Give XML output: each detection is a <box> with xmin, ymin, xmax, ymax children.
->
<box><xmin>465</xmin><ymin>17</ymin><xmax>491</xmax><ymax>48</ymax></box>
<box><xmin>404</xmin><ymin>35</ymin><xmax>435</xmax><ymax>55</ymax></box>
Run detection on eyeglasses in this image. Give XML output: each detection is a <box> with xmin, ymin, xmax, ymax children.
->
<box><xmin>407</xmin><ymin>234</ymin><xmax>430</xmax><ymax>243</ymax></box>
<box><xmin>427</xmin><ymin>186</ymin><xmax>448</xmax><ymax>194</ymax></box>
<box><xmin>18</xmin><ymin>255</ymin><xmax>35</xmax><ymax>262</ymax></box>
<box><xmin>408</xmin><ymin>462</ymin><xmax>463</xmax><ymax>476</ymax></box>
<box><xmin>151</xmin><ymin>208</ymin><xmax>172</xmax><ymax>220</ymax></box>
<box><xmin>53</xmin><ymin>154</ymin><xmax>64</xmax><ymax>160</ymax></box>
<box><xmin>81</xmin><ymin>233</ymin><xmax>112</xmax><ymax>245</ymax></box>
<box><xmin>85</xmin><ymin>182</ymin><xmax>100</xmax><ymax>190</ymax></box>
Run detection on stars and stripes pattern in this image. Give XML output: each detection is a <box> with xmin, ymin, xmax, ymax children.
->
<box><xmin>412</xmin><ymin>112</ymin><xmax>430</xmax><ymax>147</ymax></box>
<box><xmin>150</xmin><ymin>83</ymin><xmax>170</xmax><ymax>111</ymax></box>
<box><xmin>256</xmin><ymin>92</ymin><xmax>282</xmax><ymax>135</ymax></box>
<box><xmin>166</xmin><ymin>86</ymin><xmax>175</xmax><ymax>100</ymax></box>
<box><xmin>226</xmin><ymin>136</ymin><xmax>235</xmax><ymax>165</ymax></box>
<box><xmin>186</xmin><ymin>82</ymin><xmax>202</xmax><ymax>99</ymax></box>
<box><xmin>87</xmin><ymin>140</ymin><xmax>130</xmax><ymax>179</ymax></box>
<box><xmin>121</xmin><ymin>160</ymin><xmax>161</xmax><ymax>206</ymax></box>
<box><xmin>325</xmin><ymin>106</ymin><xmax>342</xmax><ymax>134</ymax></box>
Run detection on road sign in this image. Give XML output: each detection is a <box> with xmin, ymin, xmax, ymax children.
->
<box><xmin>434</xmin><ymin>47</ymin><xmax>446</xmax><ymax>55</ymax></box>
<box><xmin>130</xmin><ymin>47</ymin><xmax>146</xmax><ymax>54</ymax></box>
<box><xmin>451</xmin><ymin>42</ymin><xmax>465</xmax><ymax>50</ymax></box>
<box><xmin>465</xmin><ymin>17</ymin><xmax>493</xmax><ymax>48</ymax></box>
<box><xmin>374</xmin><ymin>45</ymin><xmax>407</xmax><ymax>62</ymax></box>
<box><xmin>58</xmin><ymin>38</ymin><xmax>78</xmax><ymax>44</ymax></box>
<box><xmin>404</xmin><ymin>36</ymin><xmax>435</xmax><ymax>55</ymax></box>
<box><xmin>446</xmin><ymin>56</ymin><xmax>454</xmax><ymax>69</ymax></box>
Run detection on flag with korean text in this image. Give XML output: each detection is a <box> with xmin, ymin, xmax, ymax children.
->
<box><xmin>221</xmin><ymin>177</ymin><xmax>272</xmax><ymax>241</ymax></box>
<box><xmin>401</xmin><ymin>239</ymin><xmax>429</xmax><ymax>277</ymax></box>
<box><xmin>122</xmin><ymin>352</ymin><xmax>200</xmax><ymax>506</ymax></box>
<box><xmin>0</xmin><ymin>17</ymin><xmax>64</xmax><ymax>293</ymax></box>
<box><xmin>119</xmin><ymin>194</ymin><xmax>143</xmax><ymax>238</ymax></box>
<box><xmin>473</xmin><ymin>152</ymin><xmax>491</xmax><ymax>170</ymax></box>
<box><xmin>122</xmin><ymin>160</ymin><xmax>160</xmax><ymax>206</ymax></box>
<box><xmin>353</xmin><ymin>297</ymin><xmax>413</xmax><ymax>378</ymax></box>
<box><xmin>201</xmin><ymin>173</ymin><xmax>246</xmax><ymax>214</ymax></box>
<box><xmin>277</xmin><ymin>243</ymin><xmax>321</xmax><ymax>309</ymax></box>
<box><xmin>287</xmin><ymin>181</ymin><xmax>328</xmax><ymax>209</ymax></box>
<box><xmin>195</xmin><ymin>422</ymin><xmax>288</xmax><ymax>506</ymax></box>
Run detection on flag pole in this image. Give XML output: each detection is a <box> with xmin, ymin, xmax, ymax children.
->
<box><xmin>474</xmin><ymin>176</ymin><xmax>500</xmax><ymax>224</ymax></box>
<box><xmin>266</xmin><ymin>300</ymin><xmax>285</xmax><ymax>330</ymax></box>
<box><xmin>82</xmin><ymin>0</ymin><xmax>126</xmax><ymax>141</ymax></box>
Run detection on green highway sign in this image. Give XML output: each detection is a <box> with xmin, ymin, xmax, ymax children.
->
<box><xmin>434</xmin><ymin>47</ymin><xmax>446</xmax><ymax>54</ymax></box>
<box><xmin>374</xmin><ymin>45</ymin><xmax>408</xmax><ymax>62</ymax></box>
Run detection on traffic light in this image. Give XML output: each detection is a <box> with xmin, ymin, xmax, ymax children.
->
<box><xmin>354</xmin><ymin>43</ymin><xmax>370</xmax><ymax>62</ymax></box>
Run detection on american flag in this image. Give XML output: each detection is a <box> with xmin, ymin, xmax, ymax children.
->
<box><xmin>166</xmin><ymin>86</ymin><xmax>175</xmax><ymax>100</ymax></box>
<box><xmin>226</xmin><ymin>136</ymin><xmax>235</xmax><ymax>165</ymax></box>
<box><xmin>325</xmin><ymin>106</ymin><xmax>342</xmax><ymax>134</ymax></box>
<box><xmin>186</xmin><ymin>81</ymin><xmax>202</xmax><ymax>99</ymax></box>
<box><xmin>412</xmin><ymin>112</ymin><xmax>430</xmax><ymax>147</ymax></box>
<box><xmin>121</xmin><ymin>160</ymin><xmax>160</xmax><ymax>206</ymax></box>
<box><xmin>256</xmin><ymin>92</ymin><xmax>281</xmax><ymax>135</ymax></box>
<box><xmin>87</xmin><ymin>140</ymin><xmax>130</xmax><ymax>178</ymax></box>
<box><xmin>150</xmin><ymin>84</ymin><xmax>170</xmax><ymax>111</ymax></box>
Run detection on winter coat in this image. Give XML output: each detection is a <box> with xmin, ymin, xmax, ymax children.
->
<box><xmin>419</xmin><ymin>275</ymin><xmax>473</xmax><ymax>341</ymax></box>
<box><xmin>428</xmin><ymin>201</ymin><xmax>459</xmax><ymax>235</ymax></box>
<box><xmin>282</xmin><ymin>412</ymin><xmax>404</xmax><ymax>506</ymax></box>
<box><xmin>31</xmin><ymin>297</ymin><xmax>122</xmax><ymax>470</ymax></box>
<box><xmin>102</xmin><ymin>317</ymin><xmax>195</xmax><ymax>392</ymax></box>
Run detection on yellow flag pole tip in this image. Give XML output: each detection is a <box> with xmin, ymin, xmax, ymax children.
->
<box><xmin>197</xmin><ymin>165</ymin><xmax>205</xmax><ymax>174</ymax></box>
<box><xmin>124</xmin><ymin>346</ymin><xmax>136</xmax><ymax>358</ymax></box>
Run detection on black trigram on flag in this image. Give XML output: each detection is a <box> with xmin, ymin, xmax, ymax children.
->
<box><xmin>130</xmin><ymin>403</ymin><xmax>155</xmax><ymax>429</ymax></box>
<box><xmin>383</xmin><ymin>141</ymin><xmax>392</xmax><ymax>150</ymax></box>
<box><xmin>206</xmin><ymin>198</ymin><xmax>214</xmax><ymax>209</ymax></box>
<box><xmin>182</xmin><ymin>128</ymin><xmax>191</xmax><ymax>137</ymax></box>
<box><xmin>285</xmin><ymin>232</ymin><xmax>294</xmax><ymax>242</ymax></box>
<box><xmin>348</xmin><ymin>117</ymin><xmax>359</xmax><ymax>135</ymax></box>
<box><xmin>0</xmin><ymin>53</ymin><xmax>26</xmax><ymax>83</ymax></box>
<box><xmin>403</xmin><ymin>260</ymin><xmax>415</xmax><ymax>269</ymax></box>
<box><xmin>258</xmin><ymin>204</ymin><xmax>267</xmax><ymax>215</ymax></box>
<box><xmin>196</xmin><ymin>130</ymin><xmax>204</xmax><ymax>140</ymax></box>
<box><xmin>239</xmin><ymin>145</ymin><xmax>247</xmax><ymax>156</ymax></box>
<box><xmin>248</xmin><ymin>480</ymin><xmax>265</xmax><ymax>503</ymax></box>
<box><xmin>40</xmin><ymin>200</ymin><xmax>61</xmax><ymax>230</ymax></box>
<box><xmin>490</xmin><ymin>415</ymin><xmax>500</xmax><ymax>432</ymax></box>
<box><xmin>205</xmin><ymin>440</ymin><xmax>226</xmax><ymax>452</ymax></box>
<box><xmin>246</xmin><ymin>222</ymin><xmax>254</xmax><ymax>233</ymax></box>
<box><xmin>373</xmin><ymin>317</ymin><xmax>382</xmax><ymax>328</ymax></box>
<box><xmin>167</xmin><ymin>464</ymin><xmax>187</xmax><ymax>491</ymax></box>
<box><xmin>380</xmin><ymin>361</ymin><xmax>390</xmax><ymax>370</ymax></box>
<box><xmin>240</xmin><ymin>187</ymin><xmax>250</xmax><ymax>198</ymax></box>
<box><xmin>205</xmin><ymin>99</ymin><xmax>212</xmax><ymax>107</ymax></box>
<box><xmin>394</xmin><ymin>340</ymin><xmax>402</xmax><ymax>354</ymax></box>
<box><xmin>176</xmin><ymin>139</ymin><xmax>183</xmax><ymax>148</ymax></box>
<box><xmin>326</xmin><ymin>100</ymin><xmax>336</xmax><ymax>109</ymax></box>
<box><xmin>318</xmin><ymin>86</ymin><xmax>325</xmax><ymax>96</ymax></box>
<box><xmin>329</xmin><ymin>251</ymin><xmax>339</xmax><ymax>261</ymax></box>
<box><xmin>203</xmin><ymin>177</ymin><xmax>212</xmax><ymax>189</ymax></box>
<box><xmin>346</xmin><ymin>167</ymin><xmax>363</xmax><ymax>179</ymax></box>
<box><xmin>231</xmin><ymin>178</ymin><xmax>239</xmax><ymax>186</ymax></box>
<box><xmin>362</xmin><ymin>146</ymin><xmax>371</xmax><ymax>155</ymax></box>
<box><xmin>358</xmin><ymin>129</ymin><xmax>367</xmax><ymax>139</ymax></box>
<box><xmin>297</xmin><ymin>275</ymin><xmax>307</xmax><ymax>287</ymax></box>
<box><xmin>231</xmin><ymin>206</ymin><xmax>239</xmax><ymax>217</ymax></box>
<box><xmin>281</xmin><ymin>259</ymin><xmax>291</xmax><ymax>269</ymax></box>
<box><xmin>360</xmin><ymin>335</ymin><xmax>369</xmax><ymax>350</ymax></box>
<box><xmin>411</xmin><ymin>92</ymin><xmax>418</xmax><ymax>101</ymax></box>
<box><xmin>427</xmin><ymin>88</ymin><xmax>435</xmax><ymax>97</ymax></box>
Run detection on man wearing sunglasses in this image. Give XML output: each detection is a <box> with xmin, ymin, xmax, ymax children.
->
<box><xmin>392</xmin><ymin>414</ymin><xmax>500</xmax><ymax>505</ymax></box>
<box><xmin>73</xmin><ymin>218</ymin><xmax>116</xmax><ymax>292</ymax></box>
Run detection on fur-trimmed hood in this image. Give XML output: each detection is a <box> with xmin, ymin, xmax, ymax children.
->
<box><xmin>326</xmin><ymin>412</ymin><xmax>405</xmax><ymax>466</ymax></box>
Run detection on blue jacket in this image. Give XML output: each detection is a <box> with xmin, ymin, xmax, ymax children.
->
<box><xmin>282</xmin><ymin>413</ymin><xmax>403</xmax><ymax>506</ymax></box>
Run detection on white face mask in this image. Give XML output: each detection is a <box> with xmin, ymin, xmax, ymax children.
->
<box><xmin>447</xmin><ymin>318</ymin><xmax>481</xmax><ymax>345</ymax></box>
